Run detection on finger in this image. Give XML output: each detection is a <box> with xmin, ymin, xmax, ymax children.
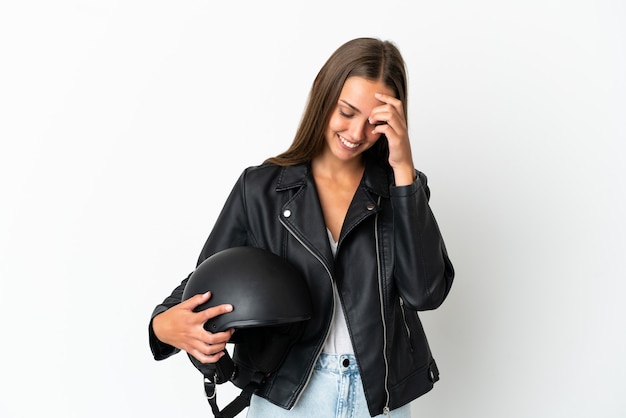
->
<box><xmin>370</xmin><ymin>110</ymin><xmax>399</xmax><ymax>133</ymax></box>
<box><xmin>374</xmin><ymin>92</ymin><xmax>401</xmax><ymax>107</ymax></box>
<box><xmin>181</xmin><ymin>291</ymin><xmax>211</xmax><ymax>310</ymax></box>
<box><xmin>372</xmin><ymin>93</ymin><xmax>404</xmax><ymax>123</ymax></box>
<box><xmin>200</xmin><ymin>303</ymin><xmax>233</xmax><ymax>321</ymax></box>
<box><xmin>370</xmin><ymin>105</ymin><xmax>402</xmax><ymax>126</ymax></box>
<box><xmin>372</xmin><ymin>122</ymin><xmax>394</xmax><ymax>137</ymax></box>
<box><xmin>368</xmin><ymin>110</ymin><xmax>390</xmax><ymax>127</ymax></box>
<box><xmin>204</xmin><ymin>328</ymin><xmax>235</xmax><ymax>345</ymax></box>
<box><xmin>370</xmin><ymin>110</ymin><xmax>407</xmax><ymax>137</ymax></box>
<box><xmin>200</xmin><ymin>327</ymin><xmax>234</xmax><ymax>345</ymax></box>
<box><xmin>190</xmin><ymin>347</ymin><xmax>226</xmax><ymax>364</ymax></box>
<box><xmin>202</xmin><ymin>339</ymin><xmax>228</xmax><ymax>353</ymax></box>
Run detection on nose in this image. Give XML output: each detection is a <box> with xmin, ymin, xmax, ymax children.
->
<box><xmin>348</xmin><ymin>118</ymin><xmax>368</xmax><ymax>142</ymax></box>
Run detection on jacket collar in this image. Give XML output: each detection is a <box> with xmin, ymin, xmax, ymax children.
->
<box><xmin>275</xmin><ymin>159</ymin><xmax>390</xmax><ymax>198</ymax></box>
<box><xmin>275</xmin><ymin>159</ymin><xmax>390</xmax><ymax>264</ymax></box>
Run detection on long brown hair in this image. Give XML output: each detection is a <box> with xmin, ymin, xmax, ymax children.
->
<box><xmin>265</xmin><ymin>37</ymin><xmax>408</xmax><ymax>166</ymax></box>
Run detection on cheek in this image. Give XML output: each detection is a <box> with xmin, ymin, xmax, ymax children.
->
<box><xmin>326</xmin><ymin>113</ymin><xmax>345</xmax><ymax>133</ymax></box>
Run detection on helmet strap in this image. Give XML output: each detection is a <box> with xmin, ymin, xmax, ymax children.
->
<box><xmin>200</xmin><ymin>350</ymin><xmax>266</xmax><ymax>418</ymax></box>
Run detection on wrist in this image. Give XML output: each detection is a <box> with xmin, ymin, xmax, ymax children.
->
<box><xmin>393</xmin><ymin>166</ymin><xmax>416</xmax><ymax>186</ymax></box>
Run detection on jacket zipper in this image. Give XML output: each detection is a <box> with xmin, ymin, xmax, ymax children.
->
<box><xmin>281</xmin><ymin>197</ymin><xmax>390</xmax><ymax>415</ymax></box>
<box><xmin>279</xmin><ymin>217</ymin><xmax>335</xmax><ymax>408</ymax></box>
<box><xmin>373</xmin><ymin>196</ymin><xmax>391</xmax><ymax>416</ymax></box>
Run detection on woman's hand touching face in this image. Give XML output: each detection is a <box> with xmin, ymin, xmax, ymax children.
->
<box><xmin>369</xmin><ymin>92</ymin><xmax>415</xmax><ymax>186</ymax></box>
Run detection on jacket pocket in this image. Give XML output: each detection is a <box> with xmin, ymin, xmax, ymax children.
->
<box><xmin>389</xmin><ymin>297</ymin><xmax>433</xmax><ymax>386</ymax></box>
<box><xmin>399</xmin><ymin>297</ymin><xmax>414</xmax><ymax>352</ymax></box>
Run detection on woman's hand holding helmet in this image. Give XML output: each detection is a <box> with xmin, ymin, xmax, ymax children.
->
<box><xmin>152</xmin><ymin>291</ymin><xmax>234</xmax><ymax>363</ymax></box>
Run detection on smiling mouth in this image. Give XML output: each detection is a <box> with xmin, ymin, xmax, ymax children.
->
<box><xmin>339</xmin><ymin>134</ymin><xmax>360</xmax><ymax>149</ymax></box>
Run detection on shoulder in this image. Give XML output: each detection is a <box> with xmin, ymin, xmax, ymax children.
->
<box><xmin>234</xmin><ymin>163</ymin><xmax>308</xmax><ymax>196</ymax></box>
<box><xmin>239</xmin><ymin>163</ymin><xmax>308</xmax><ymax>187</ymax></box>
<box><xmin>239</xmin><ymin>162</ymin><xmax>283</xmax><ymax>185</ymax></box>
<box><xmin>241</xmin><ymin>162</ymin><xmax>282</xmax><ymax>176</ymax></box>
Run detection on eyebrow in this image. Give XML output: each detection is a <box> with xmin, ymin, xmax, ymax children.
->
<box><xmin>338</xmin><ymin>99</ymin><xmax>361</xmax><ymax>114</ymax></box>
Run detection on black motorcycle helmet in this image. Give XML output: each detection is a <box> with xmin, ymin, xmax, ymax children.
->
<box><xmin>181</xmin><ymin>246</ymin><xmax>312</xmax><ymax>418</ymax></box>
<box><xmin>182</xmin><ymin>246</ymin><xmax>312</xmax><ymax>332</ymax></box>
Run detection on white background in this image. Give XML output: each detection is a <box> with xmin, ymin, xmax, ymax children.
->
<box><xmin>1</xmin><ymin>1</ymin><xmax>625</xmax><ymax>417</ymax></box>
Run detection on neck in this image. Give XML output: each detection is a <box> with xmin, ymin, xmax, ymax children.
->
<box><xmin>312</xmin><ymin>150</ymin><xmax>365</xmax><ymax>180</ymax></box>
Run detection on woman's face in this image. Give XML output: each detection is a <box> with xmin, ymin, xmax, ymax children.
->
<box><xmin>323</xmin><ymin>76</ymin><xmax>395</xmax><ymax>163</ymax></box>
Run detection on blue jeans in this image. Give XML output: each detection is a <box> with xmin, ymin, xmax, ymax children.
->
<box><xmin>246</xmin><ymin>353</ymin><xmax>412</xmax><ymax>418</ymax></box>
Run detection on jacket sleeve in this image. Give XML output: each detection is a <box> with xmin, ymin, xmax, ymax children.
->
<box><xmin>149</xmin><ymin>170</ymin><xmax>252</xmax><ymax>360</ymax></box>
<box><xmin>390</xmin><ymin>170</ymin><xmax>454</xmax><ymax>311</ymax></box>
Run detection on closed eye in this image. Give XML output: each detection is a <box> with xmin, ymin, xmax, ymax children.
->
<box><xmin>339</xmin><ymin>109</ymin><xmax>354</xmax><ymax>118</ymax></box>
<box><xmin>338</xmin><ymin>99</ymin><xmax>360</xmax><ymax>118</ymax></box>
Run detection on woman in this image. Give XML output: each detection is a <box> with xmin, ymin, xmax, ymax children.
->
<box><xmin>149</xmin><ymin>37</ymin><xmax>454</xmax><ymax>418</ymax></box>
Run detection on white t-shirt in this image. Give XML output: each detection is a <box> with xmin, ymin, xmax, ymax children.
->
<box><xmin>322</xmin><ymin>229</ymin><xmax>355</xmax><ymax>354</ymax></box>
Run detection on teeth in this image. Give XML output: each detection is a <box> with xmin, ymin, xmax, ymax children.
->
<box><xmin>339</xmin><ymin>135</ymin><xmax>360</xmax><ymax>149</ymax></box>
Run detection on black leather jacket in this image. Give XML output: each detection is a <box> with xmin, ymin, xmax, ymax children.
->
<box><xmin>150</xmin><ymin>160</ymin><xmax>454</xmax><ymax>416</ymax></box>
